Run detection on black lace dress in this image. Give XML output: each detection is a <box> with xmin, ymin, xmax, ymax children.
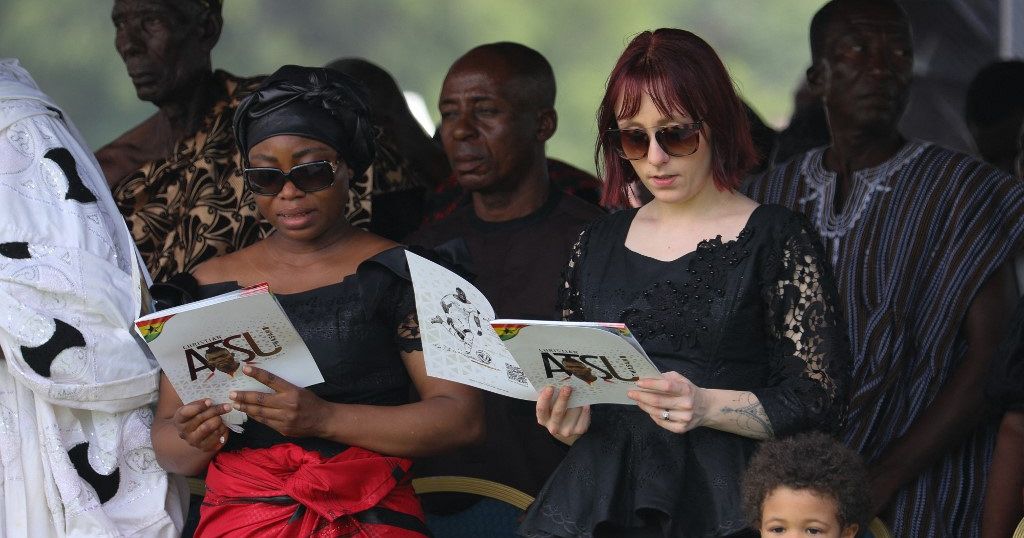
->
<box><xmin>518</xmin><ymin>205</ymin><xmax>850</xmax><ymax>538</ymax></box>
<box><xmin>195</xmin><ymin>246</ymin><xmax>421</xmax><ymax>456</ymax></box>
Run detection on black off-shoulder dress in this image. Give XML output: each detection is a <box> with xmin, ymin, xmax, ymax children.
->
<box><xmin>196</xmin><ymin>246</ymin><xmax>422</xmax><ymax>456</ymax></box>
<box><xmin>519</xmin><ymin>204</ymin><xmax>851</xmax><ymax>538</ymax></box>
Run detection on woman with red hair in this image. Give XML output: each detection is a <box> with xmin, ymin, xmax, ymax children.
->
<box><xmin>521</xmin><ymin>29</ymin><xmax>851</xmax><ymax>537</ymax></box>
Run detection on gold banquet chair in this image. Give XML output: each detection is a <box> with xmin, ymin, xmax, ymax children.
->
<box><xmin>412</xmin><ymin>475</ymin><xmax>533</xmax><ymax>538</ymax></box>
<box><xmin>863</xmin><ymin>517</ymin><xmax>893</xmax><ymax>538</ymax></box>
<box><xmin>187</xmin><ymin>476</ymin><xmax>207</xmax><ymax>496</ymax></box>
<box><xmin>1013</xmin><ymin>515</ymin><xmax>1024</xmax><ymax>538</ymax></box>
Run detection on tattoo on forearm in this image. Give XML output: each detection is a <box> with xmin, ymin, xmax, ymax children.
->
<box><xmin>720</xmin><ymin>393</ymin><xmax>774</xmax><ymax>436</ymax></box>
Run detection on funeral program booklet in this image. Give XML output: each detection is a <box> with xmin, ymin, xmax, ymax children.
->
<box><xmin>133</xmin><ymin>282</ymin><xmax>323</xmax><ymax>431</ymax></box>
<box><xmin>406</xmin><ymin>251</ymin><xmax>661</xmax><ymax>407</ymax></box>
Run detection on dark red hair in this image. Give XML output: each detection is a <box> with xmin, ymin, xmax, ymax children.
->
<box><xmin>596</xmin><ymin>28</ymin><xmax>758</xmax><ymax>207</ymax></box>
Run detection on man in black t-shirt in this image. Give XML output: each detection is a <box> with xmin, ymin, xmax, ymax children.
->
<box><xmin>407</xmin><ymin>42</ymin><xmax>604</xmax><ymax>514</ymax></box>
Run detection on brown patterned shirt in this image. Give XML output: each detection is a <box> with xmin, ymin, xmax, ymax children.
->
<box><xmin>112</xmin><ymin>70</ymin><xmax>270</xmax><ymax>283</ymax></box>
<box><xmin>113</xmin><ymin>71</ymin><xmax>420</xmax><ymax>282</ymax></box>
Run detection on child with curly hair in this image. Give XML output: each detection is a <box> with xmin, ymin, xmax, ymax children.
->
<box><xmin>742</xmin><ymin>432</ymin><xmax>871</xmax><ymax>538</ymax></box>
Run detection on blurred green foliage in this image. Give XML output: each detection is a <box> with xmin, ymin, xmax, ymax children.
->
<box><xmin>1</xmin><ymin>1</ymin><xmax>824</xmax><ymax>173</ymax></box>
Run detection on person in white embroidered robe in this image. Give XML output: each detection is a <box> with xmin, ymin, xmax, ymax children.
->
<box><xmin>0</xmin><ymin>58</ymin><xmax>186</xmax><ymax>537</ymax></box>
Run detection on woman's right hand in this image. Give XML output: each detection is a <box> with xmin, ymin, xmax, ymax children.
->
<box><xmin>173</xmin><ymin>399</ymin><xmax>232</xmax><ymax>452</ymax></box>
<box><xmin>536</xmin><ymin>386</ymin><xmax>590</xmax><ymax>446</ymax></box>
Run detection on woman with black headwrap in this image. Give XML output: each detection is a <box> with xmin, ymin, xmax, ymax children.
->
<box><xmin>150</xmin><ymin>65</ymin><xmax>483</xmax><ymax>537</ymax></box>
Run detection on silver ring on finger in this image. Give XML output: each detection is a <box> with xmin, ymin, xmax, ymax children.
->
<box><xmin>661</xmin><ymin>409</ymin><xmax>671</xmax><ymax>421</ymax></box>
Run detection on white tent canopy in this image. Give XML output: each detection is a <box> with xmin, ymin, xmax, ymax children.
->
<box><xmin>900</xmin><ymin>0</ymin><xmax>1024</xmax><ymax>153</ymax></box>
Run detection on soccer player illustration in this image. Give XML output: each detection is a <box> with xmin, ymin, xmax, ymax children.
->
<box><xmin>431</xmin><ymin>287</ymin><xmax>494</xmax><ymax>366</ymax></box>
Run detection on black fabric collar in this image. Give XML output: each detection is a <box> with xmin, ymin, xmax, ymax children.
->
<box><xmin>466</xmin><ymin>184</ymin><xmax>562</xmax><ymax>233</ymax></box>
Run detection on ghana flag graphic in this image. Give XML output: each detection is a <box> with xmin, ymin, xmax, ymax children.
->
<box><xmin>136</xmin><ymin>315</ymin><xmax>174</xmax><ymax>343</ymax></box>
<box><xmin>492</xmin><ymin>323</ymin><xmax>527</xmax><ymax>341</ymax></box>
<box><xmin>611</xmin><ymin>326</ymin><xmax>633</xmax><ymax>338</ymax></box>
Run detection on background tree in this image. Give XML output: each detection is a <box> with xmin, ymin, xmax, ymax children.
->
<box><xmin>0</xmin><ymin>0</ymin><xmax>823</xmax><ymax>172</ymax></box>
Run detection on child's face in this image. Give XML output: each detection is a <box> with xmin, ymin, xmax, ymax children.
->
<box><xmin>759</xmin><ymin>487</ymin><xmax>858</xmax><ymax>538</ymax></box>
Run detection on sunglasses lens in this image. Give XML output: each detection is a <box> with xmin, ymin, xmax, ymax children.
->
<box><xmin>288</xmin><ymin>162</ymin><xmax>337</xmax><ymax>192</ymax></box>
<box><xmin>243</xmin><ymin>161</ymin><xmax>338</xmax><ymax>195</ymax></box>
<box><xmin>657</xmin><ymin>125</ymin><xmax>700</xmax><ymax>157</ymax></box>
<box><xmin>608</xmin><ymin>129</ymin><xmax>650</xmax><ymax>160</ymax></box>
<box><xmin>244</xmin><ymin>169</ymin><xmax>285</xmax><ymax>195</ymax></box>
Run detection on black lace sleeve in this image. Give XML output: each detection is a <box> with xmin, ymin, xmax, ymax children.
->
<box><xmin>753</xmin><ymin>219</ymin><xmax>851</xmax><ymax>436</ymax></box>
<box><xmin>393</xmin><ymin>280</ymin><xmax>423</xmax><ymax>354</ymax></box>
<box><xmin>357</xmin><ymin>248</ymin><xmax>424</xmax><ymax>354</ymax></box>
<box><xmin>558</xmin><ymin>227</ymin><xmax>590</xmax><ymax>322</ymax></box>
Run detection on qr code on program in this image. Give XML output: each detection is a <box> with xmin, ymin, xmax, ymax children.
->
<box><xmin>505</xmin><ymin>363</ymin><xmax>529</xmax><ymax>385</ymax></box>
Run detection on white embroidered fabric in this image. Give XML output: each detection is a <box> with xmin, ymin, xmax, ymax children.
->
<box><xmin>0</xmin><ymin>59</ymin><xmax>185</xmax><ymax>537</ymax></box>
<box><xmin>797</xmin><ymin>141</ymin><xmax>927</xmax><ymax>266</ymax></box>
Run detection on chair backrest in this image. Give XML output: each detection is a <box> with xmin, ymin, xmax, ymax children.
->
<box><xmin>413</xmin><ymin>476</ymin><xmax>533</xmax><ymax>538</ymax></box>
<box><xmin>187</xmin><ymin>477</ymin><xmax>207</xmax><ymax>496</ymax></box>
<box><xmin>1013</xmin><ymin>515</ymin><xmax>1024</xmax><ymax>538</ymax></box>
<box><xmin>865</xmin><ymin>517</ymin><xmax>892</xmax><ymax>538</ymax></box>
<box><xmin>411</xmin><ymin>475</ymin><xmax>533</xmax><ymax>511</ymax></box>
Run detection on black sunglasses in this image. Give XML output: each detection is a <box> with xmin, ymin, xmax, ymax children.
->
<box><xmin>604</xmin><ymin>121</ymin><xmax>703</xmax><ymax>160</ymax></box>
<box><xmin>243</xmin><ymin>160</ymin><xmax>341</xmax><ymax>196</ymax></box>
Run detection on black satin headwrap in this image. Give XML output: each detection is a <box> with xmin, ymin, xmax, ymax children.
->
<box><xmin>233</xmin><ymin>65</ymin><xmax>375</xmax><ymax>178</ymax></box>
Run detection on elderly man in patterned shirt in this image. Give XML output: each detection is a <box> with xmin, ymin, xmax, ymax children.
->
<box><xmin>96</xmin><ymin>0</ymin><xmax>268</xmax><ymax>283</ymax></box>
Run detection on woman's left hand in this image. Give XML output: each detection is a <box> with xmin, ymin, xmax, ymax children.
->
<box><xmin>627</xmin><ymin>371</ymin><xmax>708</xmax><ymax>434</ymax></box>
<box><xmin>230</xmin><ymin>365</ymin><xmax>330</xmax><ymax>438</ymax></box>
